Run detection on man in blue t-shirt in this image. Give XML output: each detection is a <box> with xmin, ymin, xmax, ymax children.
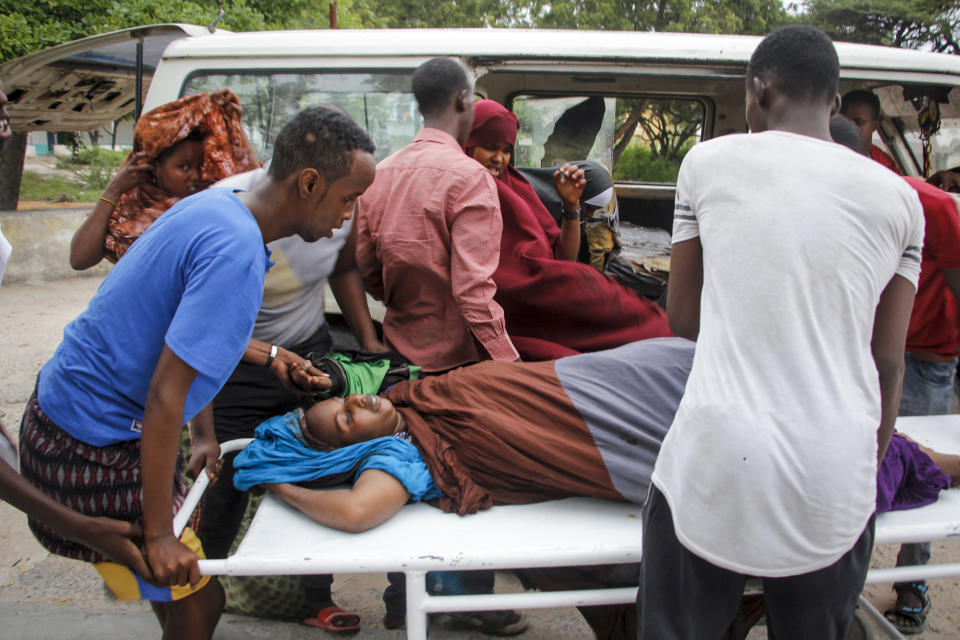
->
<box><xmin>18</xmin><ymin>106</ymin><xmax>376</xmax><ymax>639</ymax></box>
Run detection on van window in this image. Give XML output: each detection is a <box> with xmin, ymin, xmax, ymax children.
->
<box><xmin>512</xmin><ymin>95</ymin><xmax>705</xmax><ymax>183</ymax></box>
<box><xmin>183</xmin><ymin>71</ymin><xmax>422</xmax><ymax>161</ymax></box>
<box><xmin>902</xmin><ymin>119</ymin><xmax>960</xmax><ymax>173</ymax></box>
<box><xmin>869</xmin><ymin>84</ymin><xmax>960</xmax><ymax>175</ymax></box>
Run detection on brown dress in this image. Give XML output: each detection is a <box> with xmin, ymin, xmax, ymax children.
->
<box><xmin>384</xmin><ymin>338</ymin><xmax>694</xmax><ymax>515</ymax></box>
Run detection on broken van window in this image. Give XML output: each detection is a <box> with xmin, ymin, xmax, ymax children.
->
<box><xmin>512</xmin><ymin>95</ymin><xmax>705</xmax><ymax>183</ymax></box>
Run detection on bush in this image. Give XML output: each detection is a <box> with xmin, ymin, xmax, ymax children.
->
<box><xmin>612</xmin><ymin>141</ymin><xmax>695</xmax><ymax>183</ymax></box>
<box><xmin>18</xmin><ymin>171</ymin><xmax>101</xmax><ymax>203</ymax></box>
<box><xmin>56</xmin><ymin>145</ymin><xmax>126</xmax><ymax>167</ymax></box>
<box><xmin>55</xmin><ymin>145</ymin><xmax>127</xmax><ymax>190</ymax></box>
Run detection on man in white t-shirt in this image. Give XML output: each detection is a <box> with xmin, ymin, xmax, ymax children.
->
<box><xmin>638</xmin><ymin>26</ymin><xmax>924</xmax><ymax>639</ymax></box>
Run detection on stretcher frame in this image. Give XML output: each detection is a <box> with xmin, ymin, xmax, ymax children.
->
<box><xmin>175</xmin><ymin>414</ymin><xmax>960</xmax><ymax>640</ymax></box>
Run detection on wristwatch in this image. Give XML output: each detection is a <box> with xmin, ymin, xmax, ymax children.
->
<box><xmin>264</xmin><ymin>343</ymin><xmax>279</xmax><ymax>368</ymax></box>
<box><xmin>561</xmin><ymin>206</ymin><xmax>581</xmax><ymax>221</ymax></box>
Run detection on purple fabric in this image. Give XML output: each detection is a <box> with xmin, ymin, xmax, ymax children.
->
<box><xmin>877</xmin><ymin>433</ymin><xmax>951</xmax><ymax>513</ymax></box>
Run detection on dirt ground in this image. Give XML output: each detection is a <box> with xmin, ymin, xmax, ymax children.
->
<box><xmin>1</xmin><ymin>276</ymin><xmax>959</xmax><ymax>639</ymax></box>
<box><xmin>17</xmin><ymin>199</ymin><xmax>96</xmax><ymax>210</ymax></box>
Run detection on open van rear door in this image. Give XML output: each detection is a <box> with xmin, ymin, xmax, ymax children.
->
<box><xmin>0</xmin><ymin>24</ymin><xmax>211</xmax><ymax>132</ymax></box>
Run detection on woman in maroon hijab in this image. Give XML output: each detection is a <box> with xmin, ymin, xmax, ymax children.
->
<box><xmin>465</xmin><ymin>99</ymin><xmax>671</xmax><ymax>360</ymax></box>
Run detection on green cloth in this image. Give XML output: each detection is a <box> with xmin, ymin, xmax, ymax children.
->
<box><xmin>331</xmin><ymin>352</ymin><xmax>392</xmax><ymax>395</ymax></box>
<box><xmin>314</xmin><ymin>352</ymin><xmax>422</xmax><ymax>398</ymax></box>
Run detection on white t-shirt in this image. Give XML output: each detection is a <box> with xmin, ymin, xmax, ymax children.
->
<box><xmin>652</xmin><ymin>131</ymin><xmax>924</xmax><ymax>577</ymax></box>
<box><xmin>214</xmin><ymin>168</ymin><xmax>351</xmax><ymax>347</ymax></box>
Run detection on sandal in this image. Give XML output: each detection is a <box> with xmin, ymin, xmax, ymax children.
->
<box><xmin>445</xmin><ymin>610</ymin><xmax>529</xmax><ymax>636</ymax></box>
<box><xmin>302</xmin><ymin>605</ymin><xmax>362</xmax><ymax>633</ymax></box>
<box><xmin>382</xmin><ymin>611</ymin><xmax>405</xmax><ymax>630</ymax></box>
<box><xmin>884</xmin><ymin>581</ymin><xmax>930</xmax><ymax>635</ymax></box>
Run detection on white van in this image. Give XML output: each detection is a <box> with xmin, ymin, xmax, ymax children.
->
<box><xmin>4</xmin><ymin>24</ymin><xmax>960</xmax><ymax>262</ymax></box>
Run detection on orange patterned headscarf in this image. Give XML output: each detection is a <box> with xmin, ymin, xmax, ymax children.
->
<box><xmin>105</xmin><ymin>89</ymin><xmax>260</xmax><ymax>262</ymax></box>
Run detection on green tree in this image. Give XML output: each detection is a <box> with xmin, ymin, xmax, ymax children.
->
<box><xmin>803</xmin><ymin>0</ymin><xmax>959</xmax><ymax>54</ymax></box>
<box><xmin>0</xmin><ymin>0</ymin><xmax>317</xmax><ymax>208</ymax></box>
<box><xmin>534</xmin><ymin>0</ymin><xmax>785</xmax><ymax>33</ymax></box>
<box><xmin>613</xmin><ymin>98</ymin><xmax>702</xmax><ymax>166</ymax></box>
<box><xmin>335</xmin><ymin>0</ymin><xmax>535</xmax><ymax>28</ymax></box>
<box><xmin>0</xmin><ymin>0</ymin><xmax>336</xmax><ymax>65</ymax></box>
<box><xmin>531</xmin><ymin>0</ymin><xmax>787</xmax><ymax>175</ymax></box>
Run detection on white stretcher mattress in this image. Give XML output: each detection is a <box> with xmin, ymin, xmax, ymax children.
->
<box><xmin>199</xmin><ymin>496</ymin><xmax>643</xmax><ymax>576</ymax></box>
<box><xmin>873</xmin><ymin>415</ymin><xmax>960</xmax><ymax>546</ymax></box>
<box><xmin>194</xmin><ymin>415</ymin><xmax>960</xmax><ymax>577</ymax></box>
<box><xmin>186</xmin><ymin>415</ymin><xmax>960</xmax><ymax>639</ymax></box>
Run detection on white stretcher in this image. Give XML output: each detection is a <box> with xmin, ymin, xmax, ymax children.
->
<box><xmin>175</xmin><ymin>414</ymin><xmax>960</xmax><ymax>640</ymax></box>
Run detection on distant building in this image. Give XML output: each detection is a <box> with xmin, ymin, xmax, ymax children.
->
<box><xmin>25</xmin><ymin>119</ymin><xmax>134</xmax><ymax>156</ymax></box>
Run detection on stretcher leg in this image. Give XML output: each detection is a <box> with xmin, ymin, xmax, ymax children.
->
<box><xmin>173</xmin><ymin>438</ymin><xmax>252</xmax><ymax>537</ymax></box>
<box><xmin>406</xmin><ymin>571</ymin><xmax>429</xmax><ymax>640</ymax></box>
<box><xmin>857</xmin><ymin>594</ymin><xmax>904</xmax><ymax>640</ymax></box>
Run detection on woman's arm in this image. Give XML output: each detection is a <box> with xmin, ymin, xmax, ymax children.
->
<box><xmin>70</xmin><ymin>152</ymin><xmax>154</xmax><ymax>270</ymax></box>
<box><xmin>268</xmin><ymin>469</ymin><xmax>410</xmax><ymax>533</ymax></box>
<box><xmin>553</xmin><ymin>164</ymin><xmax>586</xmax><ymax>262</ymax></box>
<box><xmin>329</xmin><ymin>222</ymin><xmax>388</xmax><ymax>352</ymax></box>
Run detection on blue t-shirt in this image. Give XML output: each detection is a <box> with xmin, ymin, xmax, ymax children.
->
<box><xmin>38</xmin><ymin>188</ymin><xmax>272</xmax><ymax>446</ymax></box>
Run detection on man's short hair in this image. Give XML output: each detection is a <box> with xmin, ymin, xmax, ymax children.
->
<box><xmin>840</xmin><ymin>89</ymin><xmax>881</xmax><ymax>120</ymax></box>
<box><xmin>268</xmin><ymin>106</ymin><xmax>375</xmax><ymax>183</ymax></box>
<box><xmin>747</xmin><ymin>26</ymin><xmax>839</xmax><ymax>105</ymax></box>
<box><xmin>830</xmin><ymin>114</ymin><xmax>867</xmax><ymax>155</ymax></box>
<box><xmin>412</xmin><ymin>58</ymin><xmax>471</xmax><ymax>116</ymax></box>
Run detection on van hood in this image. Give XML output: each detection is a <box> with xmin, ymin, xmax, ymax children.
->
<box><xmin>0</xmin><ymin>24</ymin><xmax>212</xmax><ymax>132</ymax></box>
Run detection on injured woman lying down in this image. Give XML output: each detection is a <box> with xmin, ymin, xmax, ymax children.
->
<box><xmin>232</xmin><ymin>337</ymin><xmax>956</xmax><ymax>533</ymax></box>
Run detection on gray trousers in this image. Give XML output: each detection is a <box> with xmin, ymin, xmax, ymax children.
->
<box><xmin>637</xmin><ymin>486</ymin><xmax>875</xmax><ymax>640</ymax></box>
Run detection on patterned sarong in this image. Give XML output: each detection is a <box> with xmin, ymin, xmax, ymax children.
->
<box><xmin>18</xmin><ymin>388</ymin><xmax>186</xmax><ymax>562</ymax></box>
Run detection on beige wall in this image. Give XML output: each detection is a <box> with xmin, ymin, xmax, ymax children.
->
<box><xmin>0</xmin><ymin>207</ymin><xmax>386</xmax><ymax>323</ymax></box>
<box><xmin>0</xmin><ymin>207</ymin><xmax>110</xmax><ymax>285</ymax></box>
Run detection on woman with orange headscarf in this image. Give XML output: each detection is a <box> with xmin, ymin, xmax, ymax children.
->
<box><xmin>70</xmin><ymin>89</ymin><xmax>261</xmax><ymax>269</ymax></box>
<box><xmin>464</xmin><ymin>99</ymin><xmax>671</xmax><ymax>360</ymax></box>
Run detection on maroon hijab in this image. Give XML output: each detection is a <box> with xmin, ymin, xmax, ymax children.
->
<box><xmin>466</xmin><ymin>100</ymin><xmax>671</xmax><ymax>360</ymax></box>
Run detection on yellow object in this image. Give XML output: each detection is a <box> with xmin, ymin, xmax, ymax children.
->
<box><xmin>586</xmin><ymin>224</ymin><xmax>618</xmax><ymax>271</ymax></box>
<box><xmin>93</xmin><ymin>527</ymin><xmax>211</xmax><ymax>602</ymax></box>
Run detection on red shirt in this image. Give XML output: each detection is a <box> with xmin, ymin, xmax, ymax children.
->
<box><xmin>903</xmin><ymin>177</ymin><xmax>960</xmax><ymax>357</ymax></box>
<box><xmin>357</xmin><ymin>128</ymin><xmax>519</xmax><ymax>371</ymax></box>
<box><xmin>872</xmin><ymin>145</ymin><xmax>901</xmax><ymax>174</ymax></box>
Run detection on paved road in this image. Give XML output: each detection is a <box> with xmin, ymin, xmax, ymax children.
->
<box><xmin>2</xmin><ymin>277</ymin><xmax>959</xmax><ymax>639</ymax></box>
